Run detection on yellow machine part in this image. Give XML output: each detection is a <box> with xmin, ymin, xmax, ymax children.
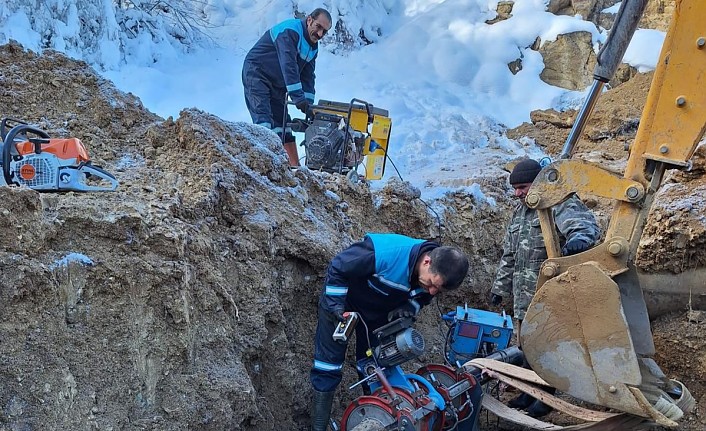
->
<box><xmin>313</xmin><ymin>100</ymin><xmax>392</xmax><ymax>180</ymax></box>
<box><xmin>364</xmin><ymin>115</ymin><xmax>391</xmax><ymax>180</ymax></box>
<box><xmin>520</xmin><ymin>0</ymin><xmax>705</xmax><ymax>425</ymax></box>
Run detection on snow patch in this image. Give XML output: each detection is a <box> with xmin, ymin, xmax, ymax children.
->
<box><xmin>51</xmin><ymin>252</ymin><xmax>94</xmax><ymax>269</ymax></box>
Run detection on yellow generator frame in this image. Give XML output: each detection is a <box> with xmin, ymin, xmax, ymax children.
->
<box><xmin>313</xmin><ymin>99</ymin><xmax>392</xmax><ymax>180</ymax></box>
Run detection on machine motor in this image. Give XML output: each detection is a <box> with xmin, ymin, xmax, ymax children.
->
<box><xmin>373</xmin><ymin>317</ymin><xmax>425</xmax><ymax>368</ymax></box>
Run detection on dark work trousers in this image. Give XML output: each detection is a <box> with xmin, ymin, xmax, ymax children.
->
<box><xmin>241</xmin><ymin>61</ymin><xmax>293</xmax><ymax>142</ymax></box>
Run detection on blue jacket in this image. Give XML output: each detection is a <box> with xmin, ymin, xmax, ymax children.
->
<box><xmin>243</xmin><ymin>18</ymin><xmax>317</xmax><ymax>104</ymax></box>
<box><xmin>320</xmin><ymin>234</ymin><xmax>438</xmax><ymax>322</ymax></box>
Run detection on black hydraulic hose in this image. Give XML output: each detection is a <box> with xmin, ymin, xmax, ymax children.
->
<box><xmin>463</xmin><ymin>346</ymin><xmax>524</xmax><ymax>384</ymax></box>
<box><xmin>594</xmin><ymin>0</ymin><xmax>649</xmax><ymax>82</ymax></box>
<box><xmin>560</xmin><ymin>0</ymin><xmax>649</xmax><ymax>159</ymax></box>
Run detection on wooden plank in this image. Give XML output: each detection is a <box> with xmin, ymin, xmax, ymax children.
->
<box><xmin>466</xmin><ymin>358</ymin><xmax>551</xmax><ymax>386</ymax></box>
<box><xmin>484</xmin><ymin>369</ymin><xmax>618</xmax><ymax>422</ymax></box>
<box><xmin>482</xmin><ymin>396</ymin><xmax>652</xmax><ymax>431</ymax></box>
<box><xmin>482</xmin><ymin>395</ymin><xmax>565</xmax><ymax>430</ymax></box>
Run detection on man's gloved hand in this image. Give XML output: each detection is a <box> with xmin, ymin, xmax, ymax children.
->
<box><xmin>295</xmin><ymin>99</ymin><xmax>311</xmax><ymax>115</ymax></box>
<box><xmin>332</xmin><ymin>307</ymin><xmax>346</xmax><ymax>322</ymax></box>
<box><xmin>562</xmin><ymin>238</ymin><xmax>591</xmax><ymax>256</ymax></box>
<box><xmin>387</xmin><ymin>303</ymin><xmax>417</xmax><ymax>322</ymax></box>
<box><xmin>491</xmin><ymin>293</ymin><xmax>503</xmax><ymax>307</ymax></box>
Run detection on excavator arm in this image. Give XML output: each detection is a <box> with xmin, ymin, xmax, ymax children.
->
<box><xmin>520</xmin><ymin>0</ymin><xmax>704</xmax><ymax>426</ymax></box>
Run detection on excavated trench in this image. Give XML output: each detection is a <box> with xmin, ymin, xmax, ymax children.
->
<box><xmin>0</xmin><ymin>40</ymin><xmax>704</xmax><ymax>431</ymax></box>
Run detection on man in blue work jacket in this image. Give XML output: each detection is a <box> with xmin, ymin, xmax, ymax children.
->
<box><xmin>309</xmin><ymin>233</ymin><xmax>470</xmax><ymax>430</ymax></box>
<box><xmin>242</xmin><ymin>8</ymin><xmax>332</xmax><ymax>166</ymax></box>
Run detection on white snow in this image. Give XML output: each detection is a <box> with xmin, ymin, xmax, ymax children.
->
<box><xmin>603</xmin><ymin>2</ymin><xmax>622</xmax><ymax>14</ymax></box>
<box><xmin>51</xmin><ymin>252</ymin><xmax>95</xmax><ymax>269</ymax></box>
<box><xmin>0</xmin><ymin>0</ymin><xmax>665</xmax><ymax>202</ymax></box>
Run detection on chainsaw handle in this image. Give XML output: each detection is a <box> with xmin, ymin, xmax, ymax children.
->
<box><xmin>3</xmin><ymin>124</ymin><xmax>51</xmax><ymax>185</ymax></box>
<box><xmin>0</xmin><ymin>118</ymin><xmax>29</xmax><ymax>141</ymax></box>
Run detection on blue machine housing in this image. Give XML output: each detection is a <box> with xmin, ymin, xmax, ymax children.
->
<box><xmin>442</xmin><ymin>305</ymin><xmax>513</xmax><ymax>367</ymax></box>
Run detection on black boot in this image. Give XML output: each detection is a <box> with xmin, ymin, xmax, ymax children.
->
<box><xmin>508</xmin><ymin>392</ymin><xmax>535</xmax><ymax>410</ymax></box>
<box><xmin>311</xmin><ymin>389</ymin><xmax>335</xmax><ymax>431</ymax></box>
<box><xmin>526</xmin><ymin>388</ymin><xmax>556</xmax><ymax>418</ymax></box>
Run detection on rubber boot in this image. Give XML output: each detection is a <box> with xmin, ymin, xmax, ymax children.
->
<box><xmin>508</xmin><ymin>392</ymin><xmax>535</xmax><ymax>410</ymax></box>
<box><xmin>311</xmin><ymin>389</ymin><xmax>335</xmax><ymax>431</ymax></box>
<box><xmin>527</xmin><ymin>387</ymin><xmax>556</xmax><ymax>418</ymax></box>
<box><xmin>283</xmin><ymin>141</ymin><xmax>301</xmax><ymax>167</ymax></box>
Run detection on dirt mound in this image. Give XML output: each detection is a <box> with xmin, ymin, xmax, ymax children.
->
<box><xmin>0</xmin><ymin>41</ymin><xmax>507</xmax><ymax>430</ymax></box>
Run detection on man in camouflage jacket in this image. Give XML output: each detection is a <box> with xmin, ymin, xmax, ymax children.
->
<box><xmin>490</xmin><ymin>158</ymin><xmax>601</xmax><ymax>417</ymax></box>
<box><xmin>490</xmin><ymin>158</ymin><xmax>601</xmax><ymax>320</ymax></box>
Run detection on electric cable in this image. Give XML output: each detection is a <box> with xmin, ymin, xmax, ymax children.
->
<box><xmin>358</xmin><ymin>315</ymin><xmax>377</xmax><ymax>369</ymax></box>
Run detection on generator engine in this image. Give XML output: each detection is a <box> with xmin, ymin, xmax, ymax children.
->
<box><xmin>304</xmin><ymin>112</ymin><xmax>365</xmax><ymax>173</ymax></box>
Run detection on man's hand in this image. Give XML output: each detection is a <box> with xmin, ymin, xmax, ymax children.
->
<box><xmin>332</xmin><ymin>307</ymin><xmax>346</xmax><ymax>322</ymax></box>
<box><xmin>387</xmin><ymin>303</ymin><xmax>417</xmax><ymax>322</ymax></box>
<box><xmin>295</xmin><ymin>99</ymin><xmax>311</xmax><ymax>115</ymax></box>
<box><xmin>562</xmin><ymin>238</ymin><xmax>591</xmax><ymax>256</ymax></box>
<box><xmin>491</xmin><ymin>293</ymin><xmax>503</xmax><ymax>307</ymax></box>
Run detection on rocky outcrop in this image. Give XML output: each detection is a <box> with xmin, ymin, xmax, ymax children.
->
<box><xmin>641</xmin><ymin>0</ymin><xmax>676</xmax><ymax>32</ymax></box>
<box><xmin>546</xmin><ymin>0</ymin><xmax>621</xmax><ymax>22</ymax></box>
<box><xmin>547</xmin><ymin>0</ymin><xmax>574</xmax><ymax>15</ymax></box>
<box><xmin>539</xmin><ymin>31</ymin><xmax>596</xmax><ymax>90</ymax></box>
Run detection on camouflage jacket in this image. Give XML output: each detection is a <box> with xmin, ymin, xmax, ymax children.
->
<box><xmin>491</xmin><ymin>194</ymin><xmax>601</xmax><ymax>320</ymax></box>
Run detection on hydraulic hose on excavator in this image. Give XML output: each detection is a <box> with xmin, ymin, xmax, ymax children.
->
<box><xmin>519</xmin><ymin>0</ymin><xmax>704</xmax><ymax>426</ymax></box>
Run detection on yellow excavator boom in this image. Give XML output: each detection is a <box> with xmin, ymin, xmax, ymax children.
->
<box><xmin>519</xmin><ymin>0</ymin><xmax>704</xmax><ymax>426</ymax></box>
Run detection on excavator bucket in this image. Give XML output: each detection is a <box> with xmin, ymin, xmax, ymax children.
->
<box><xmin>518</xmin><ymin>0</ymin><xmax>704</xmax><ymax>427</ymax></box>
<box><xmin>522</xmin><ymin>264</ymin><xmax>641</xmax><ymax>414</ymax></box>
<box><xmin>521</xmin><ymin>262</ymin><xmax>691</xmax><ymax>426</ymax></box>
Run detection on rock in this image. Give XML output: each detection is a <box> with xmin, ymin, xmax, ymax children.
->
<box><xmin>609</xmin><ymin>63</ymin><xmax>639</xmax><ymax>89</ymax></box>
<box><xmin>529</xmin><ymin>109</ymin><xmax>574</xmax><ymax>128</ymax></box>
<box><xmin>508</xmin><ymin>57</ymin><xmax>522</xmax><ymax>75</ymax></box>
<box><xmin>688</xmin><ymin>310</ymin><xmax>706</xmax><ymax>324</ymax></box>
<box><xmin>641</xmin><ymin>0</ymin><xmax>676</xmax><ymax>32</ymax></box>
<box><xmin>547</xmin><ymin>0</ymin><xmax>574</xmax><ymax>15</ymax></box>
<box><xmin>539</xmin><ymin>31</ymin><xmax>596</xmax><ymax>90</ymax></box>
<box><xmin>486</xmin><ymin>1</ymin><xmax>514</xmax><ymax>24</ymax></box>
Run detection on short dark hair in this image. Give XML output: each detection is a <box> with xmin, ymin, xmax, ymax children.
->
<box><xmin>428</xmin><ymin>246</ymin><xmax>469</xmax><ymax>290</ymax></box>
<box><xmin>309</xmin><ymin>8</ymin><xmax>332</xmax><ymax>23</ymax></box>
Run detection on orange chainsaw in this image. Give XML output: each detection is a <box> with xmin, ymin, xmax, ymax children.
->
<box><xmin>0</xmin><ymin>118</ymin><xmax>118</xmax><ymax>192</ymax></box>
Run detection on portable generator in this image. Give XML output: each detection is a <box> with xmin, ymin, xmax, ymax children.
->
<box><xmin>289</xmin><ymin>98</ymin><xmax>392</xmax><ymax>180</ymax></box>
